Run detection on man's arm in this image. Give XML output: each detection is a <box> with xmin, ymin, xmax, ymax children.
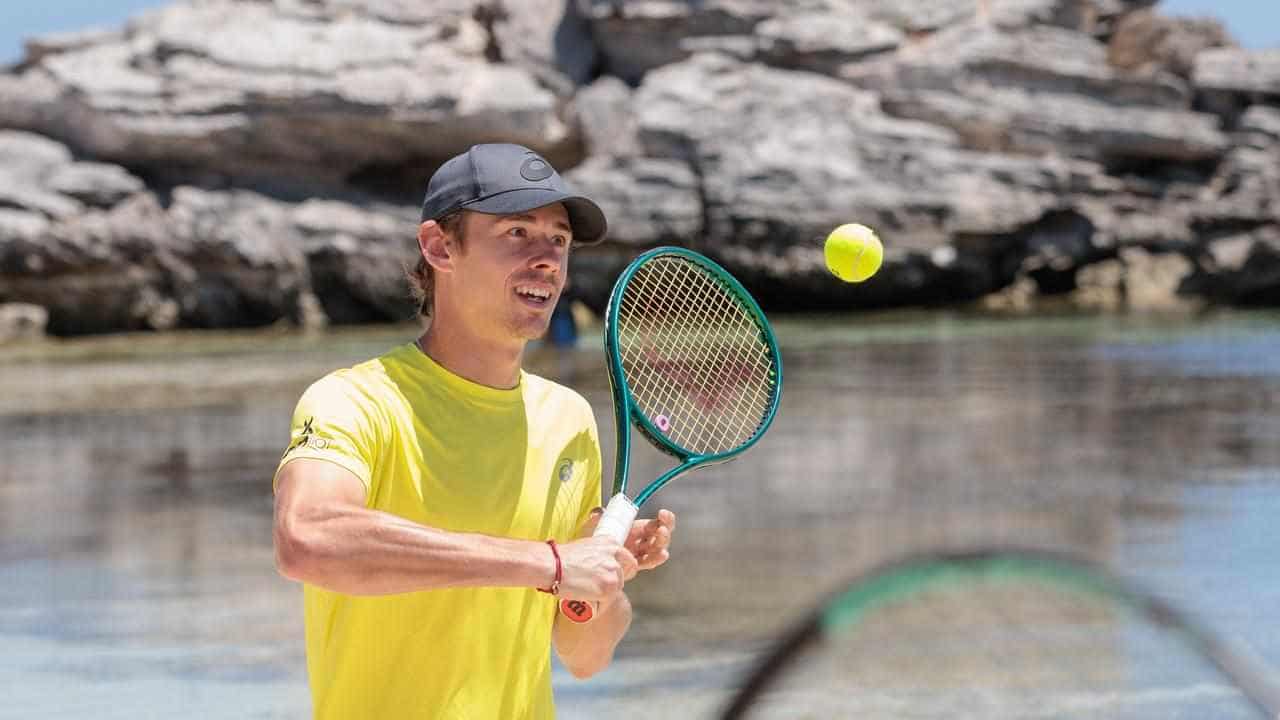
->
<box><xmin>553</xmin><ymin>591</ymin><xmax>633</xmax><ymax>679</ymax></box>
<box><xmin>273</xmin><ymin>458</ymin><xmax>631</xmax><ymax>597</ymax></box>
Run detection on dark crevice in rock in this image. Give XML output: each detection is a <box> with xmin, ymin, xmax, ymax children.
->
<box><xmin>1101</xmin><ymin>156</ymin><xmax>1220</xmax><ymax>194</ymax></box>
<box><xmin>553</xmin><ymin>0</ymin><xmax>604</xmax><ymax>86</ymax></box>
<box><xmin>474</xmin><ymin>2</ymin><xmax>509</xmax><ymax>64</ymax></box>
<box><xmin>344</xmin><ymin>157</ymin><xmax>447</xmax><ymax>207</ymax></box>
<box><xmin>989</xmin><ymin>210</ymin><xmax>1103</xmax><ymax>297</ymax></box>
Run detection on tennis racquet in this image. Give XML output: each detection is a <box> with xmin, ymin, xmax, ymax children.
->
<box><xmin>560</xmin><ymin>247</ymin><xmax>783</xmax><ymax>623</ymax></box>
<box><xmin>721</xmin><ymin>548</ymin><xmax>1280</xmax><ymax>719</ymax></box>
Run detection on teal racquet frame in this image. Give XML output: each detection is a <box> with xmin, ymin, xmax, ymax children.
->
<box><xmin>561</xmin><ymin>246</ymin><xmax>782</xmax><ymax>624</ymax></box>
<box><xmin>720</xmin><ymin>549</ymin><xmax>1280</xmax><ymax>719</ymax></box>
<box><xmin>603</xmin><ymin>246</ymin><xmax>783</xmax><ymax>507</ymax></box>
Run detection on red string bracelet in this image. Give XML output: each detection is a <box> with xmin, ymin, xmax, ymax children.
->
<box><xmin>537</xmin><ymin>539</ymin><xmax>562</xmax><ymax>595</ymax></box>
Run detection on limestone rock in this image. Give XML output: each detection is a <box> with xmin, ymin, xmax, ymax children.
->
<box><xmin>0</xmin><ymin>0</ymin><xmax>574</xmax><ymax>196</ymax></box>
<box><xmin>2</xmin><ymin>0</ymin><xmax>1278</xmax><ymax>330</ymax></box>
<box><xmin>0</xmin><ymin>303</ymin><xmax>48</xmax><ymax>343</ymax></box>
<box><xmin>1107</xmin><ymin>9</ymin><xmax>1232</xmax><ymax>79</ymax></box>
<box><xmin>291</xmin><ymin>199</ymin><xmax>420</xmax><ymax>324</ymax></box>
<box><xmin>856</xmin><ymin>24</ymin><xmax>1227</xmax><ymax>163</ymax></box>
<box><xmin>622</xmin><ymin>53</ymin><xmax>1130</xmax><ymax>306</ymax></box>
<box><xmin>1193</xmin><ymin>48</ymin><xmax>1280</xmax><ymax>119</ymax></box>
<box><xmin>1184</xmin><ymin>227</ymin><xmax>1280</xmax><ymax>305</ymax></box>
<box><xmin>1193</xmin><ymin>48</ymin><xmax>1280</xmax><ymax>97</ymax></box>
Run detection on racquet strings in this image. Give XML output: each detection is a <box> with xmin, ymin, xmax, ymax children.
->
<box><xmin>729</xmin><ymin>554</ymin><xmax>1274</xmax><ymax>719</ymax></box>
<box><xmin>615</xmin><ymin>255</ymin><xmax>777</xmax><ymax>456</ymax></box>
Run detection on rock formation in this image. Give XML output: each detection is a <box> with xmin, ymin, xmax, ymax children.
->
<box><xmin>0</xmin><ymin>0</ymin><xmax>1276</xmax><ymax>334</ymax></box>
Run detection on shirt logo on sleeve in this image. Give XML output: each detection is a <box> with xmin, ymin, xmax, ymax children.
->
<box><xmin>284</xmin><ymin>417</ymin><xmax>329</xmax><ymax>458</ymax></box>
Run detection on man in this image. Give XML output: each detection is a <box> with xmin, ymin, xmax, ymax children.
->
<box><xmin>273</xmin><ymin>143</ymin><xmax>676</xmax><ymax>719</ymax></box>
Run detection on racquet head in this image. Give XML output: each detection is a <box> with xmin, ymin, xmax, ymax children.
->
<box><xmin>721</xmin><ymin>549</ymin><xmax>1280</xmax><ymax>719</ymax></box>
<box><xmin>605</xmin><ymin>247</ymin><xmax>782</xmax><ymax>501</ymax></box>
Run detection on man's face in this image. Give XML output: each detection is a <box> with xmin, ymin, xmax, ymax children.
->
<box><xmin>445</xmin><ymin>202</ymin><xmax>572</xmax><ymax>342</ymax></box>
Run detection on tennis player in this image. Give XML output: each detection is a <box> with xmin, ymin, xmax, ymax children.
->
<box><xmin>272</xmin><ymin>143</ymin><xmax>676</xmax><ymax>719</ymax></box>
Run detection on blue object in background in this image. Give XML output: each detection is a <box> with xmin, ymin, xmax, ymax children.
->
<box><xmin>549</xmin><ymin>298</ymin><xmax>577</xmax><ymax>347</ymax></box>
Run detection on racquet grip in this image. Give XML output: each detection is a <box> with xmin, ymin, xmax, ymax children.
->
<box><xmin>560</xmin><ymin>494</ymin><xmax>638</xmax><ymax>624</ymax></box>
<box><xmin>595</xmin><ymin>493</ymin><xmax>638</xmax><ymax>544</ymax></box>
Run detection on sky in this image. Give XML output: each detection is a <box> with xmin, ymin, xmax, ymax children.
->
<box><xmin>0</xmin><ymin>0</ymin><xmax>1276</xmax><ymax>66</ymax></box>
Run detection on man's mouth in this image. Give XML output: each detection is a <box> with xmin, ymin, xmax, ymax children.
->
<box><xmin>514</xmin><ymin>283</ymin><xmax>554</xmax><ymax>307</ymax></box>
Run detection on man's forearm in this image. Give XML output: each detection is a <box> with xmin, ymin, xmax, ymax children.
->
<box><xmin>553</xmin><ymin>592</ymin><xmax>633</xmax><ymax>679</ymax></box>
<box><xmin>276</xmin><ymin>502</ymin><xmax>555</xmax><ymax>595</ymax></box>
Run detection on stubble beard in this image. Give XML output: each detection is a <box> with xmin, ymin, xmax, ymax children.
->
<box><xmin>505</xmin><ymin>307</ymin><xmax>553</xmax><ymax>341</ymax></box>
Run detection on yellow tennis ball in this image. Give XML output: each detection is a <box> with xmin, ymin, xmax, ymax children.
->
<box><xmin>824</xmin><ymin>224</ymin><xmax>883</xmax><ymax>283</ymax></box>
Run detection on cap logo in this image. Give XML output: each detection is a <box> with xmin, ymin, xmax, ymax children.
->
<box><xmin>520</xmin><ymin>157</ymin><xmax>554</xmax><ymax>182</ymax></box>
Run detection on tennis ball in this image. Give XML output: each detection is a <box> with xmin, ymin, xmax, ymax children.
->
<box><xmin>824</xmin><ymin>224</ymin><xmax>883</xmax><ymax>283</ymax></box>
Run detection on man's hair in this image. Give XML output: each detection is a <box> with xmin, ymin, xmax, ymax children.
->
<box><xmin>407</xmin><ymin>210</ymin><xmax>466</xmax><ymax>318</ymax></box>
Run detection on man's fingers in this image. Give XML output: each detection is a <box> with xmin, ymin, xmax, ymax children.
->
<box><xmin>640</xmin><ymin>525</ymin><xmax>670</xmax><ymax>551</ymax></box>
<box><xmin>637</xmin><ymin>549</ymin><xmax>669</xmax><ymax>570</ymax></box>
<box><xmin>578</xmin><ymin>507</ymin><xmax>603</xmax><ymax>538</ymax></box>
<box><xmin>657</xmin><ymin>508</ymin><xmax>675</xmax><ymax>531</ymax></box>
<box><xmin>619</xmin><ymin>510</ymin><xmax>675</xmax><ymax>572</ymax></box>
<box><xmin>632</xmin><ymin>517</ymin><xmax>672</xmax><ymax>545</ymax></box>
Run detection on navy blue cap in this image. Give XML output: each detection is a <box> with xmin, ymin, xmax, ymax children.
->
<box><xmin>420</xmin><ymin>144</ymin><xmax>607</xmax><ymax>245</ymax></box>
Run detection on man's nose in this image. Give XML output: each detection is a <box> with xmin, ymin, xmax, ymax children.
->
<box><xmin>529</xmin><ymin>235</ymin><xmax>565</xmax><ymax>272</ymax></box>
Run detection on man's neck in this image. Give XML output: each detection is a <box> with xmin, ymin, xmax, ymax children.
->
<box><xmin>417</xmin><ymin>316</ymin><xmax>524</xmax><ymax>390</ymax></box>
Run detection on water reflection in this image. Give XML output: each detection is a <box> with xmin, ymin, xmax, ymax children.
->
<box><xmin>0</xmin><ymin>312</ymin><xmax>1277</xmax><ymax>718</ymax></box>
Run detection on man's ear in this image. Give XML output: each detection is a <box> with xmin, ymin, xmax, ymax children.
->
<box><xmin>418</xmin><ymin>220</ymin><xmax>454</xmax><ymax>274</ymax></box>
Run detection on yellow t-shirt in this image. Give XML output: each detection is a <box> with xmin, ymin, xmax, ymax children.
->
<box><xmin>275</xmin><ymin>342</ymin><xmax>602</xmax><ymax>720</ymax></box>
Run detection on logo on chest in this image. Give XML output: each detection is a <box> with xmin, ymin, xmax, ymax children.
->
<box><xmin>557</xmin><ymin>459</ymin><xmax>575</xmax><ymax>484</ymax></box>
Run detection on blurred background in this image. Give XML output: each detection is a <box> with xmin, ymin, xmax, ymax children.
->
<box><xmin>0</xmin><ymin>0</ymin><xmax>1277</xmax><ymax>718</ymax></box>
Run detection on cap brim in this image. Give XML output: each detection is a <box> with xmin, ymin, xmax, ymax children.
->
<box><xmin>463</xmin><ymin>188</ymin><xmax>608</xmax><ymax>246</ymax></box>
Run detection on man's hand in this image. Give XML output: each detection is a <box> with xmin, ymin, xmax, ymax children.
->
<box><xmin>556</xmin><ymin>507</ymin><xmax>675</xmax><ymax>601</ymax></box>
<box><xmin>557</xmin><ymin>510</ymin><xmax>638</xmax><ymax>602</ymax></box>
<box><xmin>551</xmin><ymin>508</ymin><xmax>675</xmax><ymax>679</ymax></box>
<box><xmin>625</xmin><ymin>509</ymin><xmax>675</xmax><ymax>571</ymax></box>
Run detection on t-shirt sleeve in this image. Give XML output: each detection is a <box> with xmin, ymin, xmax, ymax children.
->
<box><xmin>273</xmin><ymin>373</ymin><xmax>381</xmax><ymax>498</ymax></box>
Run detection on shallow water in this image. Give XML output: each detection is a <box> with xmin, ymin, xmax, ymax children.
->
<box><xmin>1</xmin><ymin>310</ymin><xmax>1277</xmax><ymax>718</ymax></box>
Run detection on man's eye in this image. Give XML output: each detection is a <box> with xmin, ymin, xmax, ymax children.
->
<box><xmin>508</xmin><ymin>226</ymin><xmax>528</xmax><ymax>238</ymax></box>
<box><xmin>553</xmin><ymin>235</ymin><xmax>569</xmax><ymax>247</ymax></box>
